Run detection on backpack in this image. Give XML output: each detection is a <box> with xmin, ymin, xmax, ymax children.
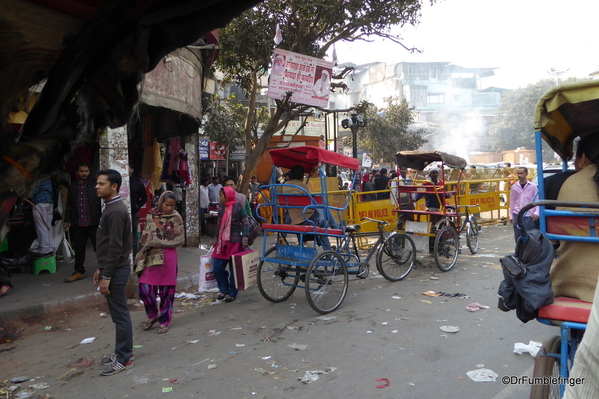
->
<box><xmin>247</xmin><ymin>215</ymin><xmax>263</xmax><ymax>246</ymax></box>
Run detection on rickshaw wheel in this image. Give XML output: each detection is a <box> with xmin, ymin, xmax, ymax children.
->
<box><xmin>305</xmin><ymin>251</ymin><xmax>348</xmax><ymax>314</ymax></box>
<box><xmin>376</xmin><ymin>233</ymin><xmax>416</xmax><ymax>281</ymax></box>
<box><xmin>433</xmin><ymin>226</ymin><xmax>459</xmax><ymax>272</ymax></box>
<box><xmin>530</xmin><ymin>336</ymin><xmax>562</xmax><ymax>399</ymax></box>
<box><xmin>257</xmin><ymin>246</ymin><xmax>299</xmax><ymax>303</ymax></box>
<box><xmin>466</xmin><ymin>221</ymin><xmax>479</xmax><ymax>255</ymax></box>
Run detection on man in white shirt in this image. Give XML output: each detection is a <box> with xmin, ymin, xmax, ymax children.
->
<box><xmin>199</xmin><ymin>178</ymin><xmax>210</xmax><ymax>235</ymax></box>
<box><xmin>207</xmin><ymin>176</ymin><xmax>222</xmax><ymax>204</ymax></box>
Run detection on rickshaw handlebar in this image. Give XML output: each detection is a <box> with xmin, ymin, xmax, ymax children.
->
<box><xmin>360</xmin><ymin>217</ymin><xmax>388</xmax><ymax>226</ymax></box>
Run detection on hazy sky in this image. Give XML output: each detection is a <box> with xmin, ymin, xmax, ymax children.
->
<box><xmin>335</xmin><ymin>0</ymin><xmax>598</xmax><ymax>89</ymax></box>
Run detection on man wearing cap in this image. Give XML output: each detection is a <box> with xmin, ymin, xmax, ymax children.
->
<box><xmin>413</xmin><ymin>168</ymin><xmax>445</xmax><ymax>211</ymax></box>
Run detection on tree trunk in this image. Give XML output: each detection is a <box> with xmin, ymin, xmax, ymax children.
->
<box><xmin>238</xmin><ymin>71</ymin><xmax>258</xmax><ymax>194</ymax></box>
<box><xmin>238</xmin><ymin>104</ymin><xmax>287</xmax><ymax>196</ymax></box>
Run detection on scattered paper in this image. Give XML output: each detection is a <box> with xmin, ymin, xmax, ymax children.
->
<box><xmin>514</xmin><ymin>341</ymin><xmax>543</xmax><ymax>358</ymax></box>
<box><xmin>466</xmin><ymin>368</ymin><xmax>498</xmax><ymax>382</ymax></box>
<box><xmin>315</xmin><ymin>316</ymin><xmax>336</xmax><ymax>321</ymax></box>
<box><xmin>288</xmin><ymin>343</ymin><xmax>308</xmax><ymax>350</ymax></box>
<box><xmin>440</xmin><ymin>326</ymin><xmax>459</xmax><ymax>333</ymax></box>
<box><xmin>466</xmin><ymin>302</ymin><xmax>489</xmax><ymax>312</ymax></box>
<box><xmin>420</xmin><ymin>300</ymin><xmax>432</xmax><ymax>304</ymax></box>
<box><xmin>299</xmin><ymin>370</ymin><xmax>325</xmax><ymax>384</ymax></box>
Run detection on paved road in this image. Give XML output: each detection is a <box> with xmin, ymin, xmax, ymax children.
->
<box><xmin>0</xmin><ymin>223</ymin><xmax>553</xmax><ymax>398</ymax></box>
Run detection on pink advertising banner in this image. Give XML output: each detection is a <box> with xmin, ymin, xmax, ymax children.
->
<box><xmin>267</xmin><ymin>49</ymin><xmax>333</xmax><ymax>108</ymax></box>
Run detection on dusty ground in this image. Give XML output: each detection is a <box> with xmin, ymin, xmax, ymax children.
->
<box><xmin>0</xmin><ymin>223</ymin><xmax>553</xmax><ymax>399</ymax></box>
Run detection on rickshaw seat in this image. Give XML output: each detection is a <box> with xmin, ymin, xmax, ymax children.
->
<box><xmin>261</xmin><ymin>223</ymin><xmax>344</xmax><ymax>236</ymax></box>
<box><xmin>538</xmin><ymin>296</ymin><xmax>592</xmax><ymax>324</ymax></box>
<box><xmin>276</xmin><ymin>193</ymin><xmax>324</xmax><ymax>206</ymax></box>
<box><xmin>546</xmin><ymin>215</ymin><xmax>599</xmax><ymax>237</ymax></box>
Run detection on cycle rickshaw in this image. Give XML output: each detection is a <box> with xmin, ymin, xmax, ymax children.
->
<box><xmin>393</xmin><ymin>151</ymin><xmax>479</xmax><ymax>272</ymax></box>
<box><xmin>255</xmin><ymin>146</ymin><xmax>416</xmax><ymax>314</ymax></box>
<box><xmin>509</xmin><ymin>80</ymin><xmax>599</xmax><ymax>398</ymax></box>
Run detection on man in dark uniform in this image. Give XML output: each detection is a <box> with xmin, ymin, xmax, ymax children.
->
<box><xmin>64</xmin><ymin>163</ymin><xmax>101</xmax><ymax>282</ymax></box>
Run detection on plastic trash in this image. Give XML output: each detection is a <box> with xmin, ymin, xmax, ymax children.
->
<box><xmin>29</xmin><ymin>382</ymin><xmax>49</xmax><ymax>390</ymax></box>
<box><xmin>375</xmin><ymin>378</ymin><xmax>390</xmax><ymax>389</ymax></box>
<box><xmin>14</xmin><ymin>390</ymin><xmax>34</xmax><ymax>399</ymax></box>
<box><xmin>175</xmin><ymin>292</ymin><xmax>198</xmax><ymax>300</ymax></box>
<box><xmin>440</xmin><ymin>326</ymin><xmax>459</xmax><ymax>333</ymax></box>
<box><xmin>514</xmin><ymin>341</ymin><xmax>543</xmax><ymax>358</ymax></box>
<box><xmin>133</xmin><ymin>375</ymin><xmax>150</xmax><ymax>385</ymax></box>
<box><xmin>315</xmin><ymin>316</ymin><xmax>336</xmax><ymax>321</ymax></box>
<box><xmin>288</xmin><ymin>343</ymin><xmax>308</xmax><ymax>350</ymax></box>
<box><xmin>207</xmin><ymin>364</ymin><xmax>217</xmax><ymax>370</ymax></box>
<box><xmin>299</xmin><ymin>370</ymin><xmax>325</xmax><ymax>384</ymax></box>
<box><xmin>79</xmin><ymin>337</ymin><xmax>96</xmax><ymax>344</ymax></box>
<box><xmin>466</xmin><ymin>303</ymin><xmax>489</xmax><ymax>312</ymax></box>
<box><xmin>10</xmin><ymin>377</ymin><xmax>29</xmax><ymax>383</ymax></box>
<box><xmin>466</xmin><ymin>368</ymin><xmax>498</xmax><ymax>382</ymax></box>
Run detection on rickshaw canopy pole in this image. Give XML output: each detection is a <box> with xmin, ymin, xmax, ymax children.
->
<box><xmin>534</xmin><ymin>79</ymin><xmax>599</xmax><ymax>160</ymax></box>
<box><xmin>269</xmin><ymin>146</ymin><xmax>360</xmax><ymax>171</ymax></box>
<box><xmin>395</xmin><ymin>151</ymin><xmax>467</xmax><ymax>170</ymax></box>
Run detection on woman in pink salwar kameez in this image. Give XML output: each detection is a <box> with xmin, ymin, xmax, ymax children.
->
<box><xmin>134</xmin><ymin>191</ymin><xmax>184</xmax><ymax>334</ymax></box>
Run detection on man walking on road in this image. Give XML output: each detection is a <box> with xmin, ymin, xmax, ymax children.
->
<box><xmin>509</xmin><ymin>167</ymin><xmax>539</xmax><ymax>243</ymax></box>
<box><xmin>64</xmin><ymin>163</ymin><xmax>101</xmax><ymax>282</ymax></box>
<box><xmin>93</xmin><ymin>169</ymin><xmax>133</xmax><ymax>376</ymax></box>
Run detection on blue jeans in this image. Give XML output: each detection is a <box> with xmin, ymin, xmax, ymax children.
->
<box><xmin>303</xmin><ymin>210</ymin><xmax>332</xmax><ymax>251</ymax></box>
<box><xmin>104</xmin><ymin>267</ymin><xmax>133</xmax><ymax>364</ymax></box>
<box><xmin>213</xmin><ymin>257</ymin><xmax>238</xmax><ymax>298</ymax></box>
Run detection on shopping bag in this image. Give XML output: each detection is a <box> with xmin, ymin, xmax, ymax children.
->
<box><xmin>199</xmin><ymin>246</ymin><xmax>217</xmax><ymax>292</ymax></box>
<box><xmin>232</xmin><ymin>249</ymin><xmax>260</xmax><ymax>291</ymax></box>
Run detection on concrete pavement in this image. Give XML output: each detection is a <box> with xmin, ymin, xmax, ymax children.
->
<box><xmin>0</xmin><ymin>235</ymin><xmax>230</xmax><ymax>325</ymax></box>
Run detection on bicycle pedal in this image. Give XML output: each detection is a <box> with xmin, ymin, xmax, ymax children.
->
<box><xmin>357</xmin><ymin>264</ymin><xmax>370</xmax><ymax>279</ymax></box>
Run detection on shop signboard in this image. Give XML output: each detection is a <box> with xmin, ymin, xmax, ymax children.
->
<box><xmin>210</xmin><ymin>142</ymin><xmax>225</xmax><ymax>160</ymax></box>
<box><xmin>199</xmin><ymin>139</ymin><xmax>210</xmax><ymax>160</ymax></box>
<box><xmin>267</xmin><ymin>49</ymin><xmax>333</xmax><ymax>108</ymax></box>
<box><xmin>274</xmin><ymin>121</ymin><xmax>325</xmax><ymax>137</ymax></box>
<box><xmin>229</xmin><ymin>146</ymin><xmax>246</xmax><ymax>161</ymax></box>
<box><xmin>362</xmin><ymin>153</ymin><xmax>372</xmax><ymax>168</ymax></box>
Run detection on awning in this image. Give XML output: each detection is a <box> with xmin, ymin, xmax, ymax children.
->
<box><xmin>270</xmin><ymin>146</ymin><xmax>359</xmax><ymax>171</ymax></box>
<box><xmin>534</xmin><ymin>80</ymin><xmax>599</xmax><ymax>160</ymax></box>
<box><xmin>395</xmin><ymin>151</ymin><xmax>467</xmax><ymax>170</ymax></box>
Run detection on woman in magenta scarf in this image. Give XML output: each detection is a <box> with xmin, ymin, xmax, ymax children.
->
<box><xmin>134</xmin><ymin>191</ymin><xmax>184</xmax><ymax>334</ymax></box>
<box><xmin>212</xmin><ymin>186</ymin><xmax>249</xmax><ymax>303</ymax></box>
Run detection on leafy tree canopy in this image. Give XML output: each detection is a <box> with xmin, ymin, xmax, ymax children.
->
<box><xmin>357</xmin><ymin>98</ymin><xmax>427</xmax><ymax>163</ymax></box>
<box><xmin>215</xmin><ymin>0</ymin><xmax>433</xmax><ymax>193</ymax></box>
<box><xmin>488</xmin><ymin>77</ymin><xmax>586</xmax><ymax>154</ymax></box>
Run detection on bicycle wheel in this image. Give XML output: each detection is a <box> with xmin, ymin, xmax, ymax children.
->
<box><xmin>305</xmin><ymin>251</ymin><xmax>348</xmax><ymax>314</ymax></box>
<box><xmin>530</xmin><ymin>336</ymin><xmax>562</xmax><ymax>399</ymax></box>
<box><xmin>376</xmin><ymin>233</ymin><xmax>416</xmax><ymax>281</ymax></box>
<box><xmin>433</xmin><ymin>225</ymin><xmax>459</xmax><ymax>272</ymax></box>
<box><xmin>466</xmin><ymin>218</ymin><xmax>479</xmax><ymax>255</ymax></box>
<box><xmin>257</xmin><ymin>246</ymin><xmax>299</xmax><ymax>303</ymax></box>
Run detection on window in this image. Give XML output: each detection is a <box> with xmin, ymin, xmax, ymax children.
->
<box><xmin>428</xmin><ymin>94</ymin><xmax>444</xmax><ymax>104</ymax></box>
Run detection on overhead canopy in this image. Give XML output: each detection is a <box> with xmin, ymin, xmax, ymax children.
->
<box><xmin>534</xmin><ymin>79</ymin><xmax>599</xmax><ymax>160</ymax></box>
<box><xmin>395</xmin><ymin>151</ymin><xmax>467</xmax><ymax>170</ymax></box>
<box><xmin>270</xmin><ymin>146</ymin><xmax>360</xmax><ymax>171</ymax></box>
